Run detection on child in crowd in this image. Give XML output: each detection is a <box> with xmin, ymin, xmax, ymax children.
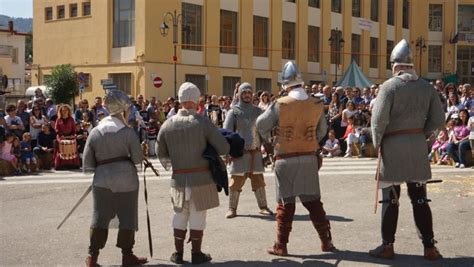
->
<box><xmin>321</xmin><ymin>130</ymin><xmax>342</xmax><ymax>157</ymax></box>
<box><xmin>429</xmin><ymin>127</ymin><xmax>449</xmax><ymax>165</ymax></box>
<box><xmin>20</xmin><ymin>132</ymin><xmax>38</xmax><ymax>172</ymax></box>
<box><xmin>147</xmin><ymin>119</ymin><xmax>159</xmax><ymax>157</ymax></box>
<box><xmin>1</xmin><ymin>133</ymin><xmax>21</xmax><ymax>175</ymax></box>
<box><xmin>343</xmin><ymin>116</ymin><xmax>361</xmax><ymax>157</ymax></box>
<box><xmin>75</xmin><ymin>122</ymin><xmax>88</xmax><ymax>157</ymax></box>
<box><xmin>12</xmin><ymin>136</ymin><xmax>22</xmax><ymax>169</ymax></box>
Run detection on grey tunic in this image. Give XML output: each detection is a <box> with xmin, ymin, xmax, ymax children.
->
<box><xmin>256</xmin><ymin>95</ymin><xmax>328</xmax><ymax>202</ymax></box>
<box><xmin>83</xmin><ymin>125</ymin><xmax>143</xmax><ymax>193</ymax></box>
<box><xmin>371</xmin><ymin>72</ymin><xmax>445</xmax><ymax>183</ymax></box>
<box><xmin>158</xmin><ymin>109</ymin><xmax>230</xmax><ymax>211</ymax></box>
<box><xmin>223</xmin><ymin>105</ymin><xmax>264</xmax><ymax>174</ymax></box>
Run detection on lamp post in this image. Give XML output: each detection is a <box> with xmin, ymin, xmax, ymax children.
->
<box><xmin>160</xmin><ymin>10</ymin><xmax>187</xmax><ymax>98</ymax></box>
<box><xmin>415</xmin><ymin>37</ymin><xmax>427</xmax><ymax>76</ymax></box>
<box><xmin>328</xmin><ymin>28</ymin><xmax>345</xmax><ymax>86</ymax></box>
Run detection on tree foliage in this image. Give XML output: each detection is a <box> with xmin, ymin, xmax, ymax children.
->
<box><xmin>44</xmin><ymin>64</ymin><xmax>78</xmax><ymax>105</ymax></box>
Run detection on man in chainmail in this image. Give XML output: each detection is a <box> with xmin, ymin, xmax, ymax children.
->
<box><xmin>82</xmin><ymin>90</ymin><xmax>147</xmax><ymax>266</ymax></box>
<box><xmin>223</xmin><ymin>82</ymin><xmax>274</xmax><ymax>219</ymax></box>
<box><xmin>157</xmin><ymin>82</ymin><xmax>230</xmax><ymax>265</ymax></box>
<box><xmin>369</xmin><ymin>39</ymin><xmax>444</xmax><ymax>261</ymax></box>
<box><xmin>257</xmin><ymin>61</ymin><xmax>335</xmax><ymax>256</ymax></box>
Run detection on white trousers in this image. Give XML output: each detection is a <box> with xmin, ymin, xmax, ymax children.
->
<box><xmin>347</xmin><ymin>133</ymin><xmax>359</xmax><ymax>145</ymax></box>
<box><xmin>172</xmin><ymin>198</ymin><xmax>207</xmax><ymax>231</ymax></box>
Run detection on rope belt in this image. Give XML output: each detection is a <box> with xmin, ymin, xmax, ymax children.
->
<box><xmin>173</xmin><ymin>166</ymin><xmax>209</xmax><ymax>174</ymax></box>
<box><xmin>383</xmin><ymin>128</ymin><xmax>423</xmax><ymax>138</ymax></box>
<box><xmin>96</xmin><ymin>156</ymin><xmax>131</xmax><ymax>166</ymax></box>
<box><xmin>274</xmin><ymin>151</ymin><xmax>316</xmax><ymax>161</ymax></box>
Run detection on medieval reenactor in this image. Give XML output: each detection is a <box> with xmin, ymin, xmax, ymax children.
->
<box><xmin>256</xmin><ymin>61</ymin><xmax>335</xmax><ymax>256</ymax></box>
<box><xmin>223</xmin><ymin>82</ymin><xmax>274</xmax><ymax>218</ymax></box>
<box><xmin>157</xmin><ymin>82</ymin><xmax>230</xmax><ymax>264</ymax></box>
<box><xmin>369</xmin><ymin>39</ymin><xmax>445</xmax><ymax>260</ymax></box>
<box><xmin>82</xmin><ymin>90</ymin><xmax>148</xmax><ymax>266</ymax></box>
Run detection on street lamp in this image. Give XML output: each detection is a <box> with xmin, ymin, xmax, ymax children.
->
<box><xmin>328</xmin><ymin>28</ymin><xmax>345</xmax><ymax>86</ymax></box>
<box><xmin>160</xmin><ymin>10</ymin><xmax>188</xmax><ymax>98</ymax></box>
<box><xmin>415</xmin><ymin>37</ymin><xmax>427</xmax><ymax>75</ymax></box>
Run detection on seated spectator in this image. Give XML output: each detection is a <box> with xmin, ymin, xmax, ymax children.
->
<box><xmin>447</xmin><ymin>110</ymin><xmax>470</xmax><ymax>168</ymax></box>
<box><xmin>1</xmin><ymin>133</ymin><xmax>21</xmax><ymax>175</ymax></box>
<box><xmin>45</xmin><ymin>98</ymin><xmax>57</xmax><ymax>121</ymax></box>
<box><xmin>447</xmin><ymin>93</ymin><xmax>465</xmax><ymax>115</ymax></box>
<box><xmin>29</xmin><ymin>105</ymin><xmax>49</xmax><ymax>148</ymax></box>
<box><xmin>321</xmin><ymin>130</ymin><xmax>342</xmax><ymax>157</ymax></box>
<box><xmin>20</xmin><ymin>132</ymin><xmax>38</xmax><ymax>172</ymax></box>
<box><xmin>12</xmin><ymin>136</ymin><xmax>22</xmax><ymax>170</ymax></box>
<box><xmin>0</xmin><ymin>117</ymin><xmax>6</xmax><ymax>143</ymax></box>
<box><xmin>75</xmin><ymin>122</ymin><xmax>88</xmax><ymax>157</ymax></box>
<box><xmin>343</xmin><ymin>116</ymin><xmax>361</xmax><ymax>158</ymax></box>
<box><xmin>4</xmin><ymin>104</ymin><xmax>25</xmax><ymax>138</ymax></box>
<box><xmin>34</xmin><ymin>124</ymin><xmax>56</xmax><ymax>157</ymax></box>
<box><xmin>429</xmin><ymin>125</ymin><xmax>449</xmax><ymax>165</ymax></box>
<box><xmin>208</xmin><ymin>95</ymin><xmax>223</xmax><ymax>127</ymax></box>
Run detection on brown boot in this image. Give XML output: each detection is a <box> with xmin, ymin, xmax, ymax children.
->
<box><xmin>225</xmin><ymin>208</ymin><xmax>237</xmax><ymax>219</ymax></box>
<box><xmin>170</xmin><ymin>229</ymin><xmax>186</xmax><ymax>264</ymax></box>
<box><xmin>190</xmin><ymin>230</ymin><xmax>212</xmax><ymax>264</ymax></box>
<box><xmin>369</xmin><ymin>243</ymin><xmax>395</xmax><ymax>259</ymax></box>
<box><xmin>314</xmin><ymin>220</ymin><xmax>336</xmax><ymax>252</ymax></box>
<box><xmin>117</xmin><ymin>229</ymin><xmax>148</xmax><ymax>266</ymax></box>
<box><xmin>424</xmin><ymin>247</ymin><xmax>442</xmax><ymax>261</ymax></box>
<box><xmin>122</xmin><ymin>254</ymin><xmax>148</xmax><ymax>266</ymax></box>
<box><xmin>85</xmin><ymin>255</ymin><xmax>98</xmax><ymax>267</ymax></box>
<box><xmin>267</xmin><ymin>242</ymin><xmax>288</xmax><ymax>256</ymax></box>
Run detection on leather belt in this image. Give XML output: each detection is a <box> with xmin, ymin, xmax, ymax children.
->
<box><xmin>274</xmin><ymin>151</ymin><xmax>316</xmax><ymax>161</ymax></box>
<box><xmin>96</xmin><ymin>156</ymin><xmax>131</xmax><ymax>166</ymax></box>
<box><xmin>173</xmin><ymin>166</ymin><xmax>209</xmax><ymax>174</ymax></box>
<box><xmin>383</xmin><ymin>128</ymin><xmax>423</xmax><ymax>138</ymax></box>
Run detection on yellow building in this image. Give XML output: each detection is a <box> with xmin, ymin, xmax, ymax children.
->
<box><xmin>31</xmin><ymin>0</ymin><xmax>474</xmax><ymax>101</ymax></box>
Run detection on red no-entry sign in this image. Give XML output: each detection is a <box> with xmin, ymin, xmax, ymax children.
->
<box><xmin>153</xmin><ymin>77</ymin><xmax>163</xmax><ymax>88</ymax></box>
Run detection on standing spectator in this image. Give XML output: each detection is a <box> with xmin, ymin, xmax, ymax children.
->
<box><xmin>369</xmin><ymin>87</ymin><xmax>379</xmax><ymax>113</ymax></box>
<box><xmin>341</xmin><ymin>101</ymin><xmax>357</xmax><ymax>135</ymax></box>
<box><xmin>258</xmin><ymin>92</ymin><xmax>272</xmax><ymax>111</ymax></box>
<box><xmin>352</xmin><ymin>87</ymin><xmax>364</xmax><ymax>104</ymax></box>
<box><xmin>197</xmin><ymin>96</ymin><xmax>206</xmax><ymax>116</ymax></box>
<box><xmin>321</xmin><ymin>85</ymin><xmax>332</xmax><ymax>112</ymax></box>
<box><xmin>135</xmin><ymin>94</ymin><xmax>144</xmax><ymax>110</ymax></box>
<box><xmin>146</xmin><ymin>118</ymin><xmax>159</xmax><ymax>157</ymax></box>
<box><xmin>146</xmin><ymin>96</ymin><xmax>157</xmax><ymax>117</ymax></box>
<box><xmin>45</xmin><ymin>98</ymin><xmax>57</xmax><ymax>121</ymax></box>
<box><xmin>369</xmin><ymin>84</ymin><xmax>378</xmax><ymax>97</ymax></box>
<box><xmin>75</xmin><ymin>99</ymin><xmax>94</xmax><ymax>125</ymax></box>
<box><xmin>207</xmin><ymin>95</ymin><xmax>223</xmax><ymax>126</ymax></box>
<box><xmin>92</xmin><ymin>96</ymin><xmax>109</xmax><ymax>122</ymax></box>
<box><xmin>29</xmin><ymin>105</ymin><xmax>49</xmax><ymax>148</ymax></box>
<box><xmin>16</xmin><ymin>100</ymin><xmax>30</xmax><ymax>132</ymax></box>
<box><xmin>460</xmin><ymin>83</ymin><xmax>471</xmax><ymax>108</ymax></box>
<box><xmin>20</xmin><ymin>132</ymin><xmax>37</xmax><ymax>172</ymax></box>
<box><xmin>434</xmin><ymin>79</ymin><xmax>447</xmax><ymax>112</ymax></box>
<box><xmin>328</xmin><ymin>93</ymin><xmax>343</xmax><ymax>138</ymax></box>
<box><xmin>4</xmin><ymin>104</ymin><xmax>25</xmax><ymax>138</ymax></box>
<box><xmin>54</xmin><ymin>105</ymin><xmax>80</xmax><ymax>170</ymax></box>
<box><xmin>447</xmin><ymin>110</ymin><xmax>470</xmax><ymax>168</ymax></box>
<box><xmin>167</xmin><ymin>100</ymin><xmax>181</xmax><ymax>119</ymax></box>
<box><xmin>1</xmin><ymin>132</ymin><xmax>21</xmax><ymax>175</ymax></box>
<box><xmin>33</xmin><ymin>87</ymin><xmax>45</xmax><ymax>102</ymax></box>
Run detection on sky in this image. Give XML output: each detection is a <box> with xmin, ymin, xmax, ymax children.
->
<box><xmin>0</xmin><ymin>0</ymin><xmax>33</xmax><ymax>18</ymax></box>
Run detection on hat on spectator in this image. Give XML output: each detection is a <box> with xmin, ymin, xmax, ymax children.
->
<box><xmin>178</xmin><ymin>82</ymin><xmax>201</xmax><ymax>103</ymax></box>
<box><xmin>103</xmin><ymin>89</ymin><xmax>132</xmax><ymax>116</ymax></box>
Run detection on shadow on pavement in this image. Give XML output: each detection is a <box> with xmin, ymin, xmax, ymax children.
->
<box><xmin>236</xmin><ymin>214</ymin><xmax>353</xmax><ymax>223</ymax></box>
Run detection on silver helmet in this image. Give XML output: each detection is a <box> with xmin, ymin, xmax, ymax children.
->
<box><xmin>103</xmin><ymin>89</ymin><xmax>132</xmax><ymax>116</ymax></box>
<box><xmin>281</xmin><ymin>61</ymin><xmax>303</xmax><ymax>88</ymax></box>
<box><xmin>390</xmin><ymin>39</ymin><xmax>413</xmax><ymax>66</ymax></box>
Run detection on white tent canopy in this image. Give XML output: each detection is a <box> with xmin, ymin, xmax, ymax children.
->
<box><xmin>25</xmin><ymin>85</ymin><xmax>50</xmax><ymax>97</ymax></box>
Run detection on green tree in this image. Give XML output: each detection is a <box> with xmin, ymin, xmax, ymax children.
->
<box><xmin>44</xmin><ymin>64</ymin><xmax>79</xmax><ymax>104</ymax></box>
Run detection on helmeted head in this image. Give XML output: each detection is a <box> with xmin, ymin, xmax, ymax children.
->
<box><xmin>281</xmin><ymin>61</ymin><xmax>303</xmax><ymax>90</ymax></box>
<box><xmin>178</xmin><ymin>82</ymin><xmax>201</xmax><ymax>109</ymax></box>
<box><xmin>237</xmin><ymin>82</ymin><xmax>253</xmax><ymax>104</ymax></box>
<box><xmin>103</xmin><ymin>89</ymin><xmax>132</xmax><ymax>125</ymax></box>
<box><xmin>390</xmin><ymin>39</ymin><xmax>413</xmax><ymax>69</ymax></box>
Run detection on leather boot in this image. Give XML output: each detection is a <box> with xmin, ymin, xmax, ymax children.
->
<box><xmin>117</xmin><ymin>229</ymin><xmax>148</xmax><ymax>266</ymax></box>
<box><xmin>369</xmin><ymin>243</ymin><xmax>395</xmax><ymax>259</ymax></box>
<box><xmin>313</xmin><ymin>220</ymin><xmax>336</xmax><ymax>252</ymax></box>
<box><xmin>85</xmin><ymin>255</ymin><xmax>98</xmax><ymax>267</ymax></box>
<box><xmin>267</xmin><ymin>203</ymin><xmax>294</xmax><ymax>256</ymax></box>
<box><xmin>424</xmin><ymin>247</ymin><xmax>442</xmax><ymax>261</ymax></box>
<box><xmin>170</xmin><ymin>229</ymin><xmax>186</xmax><ymax>264</ymax></box>
<box><xmin>190</xmin><ymin>230</ymin><xmax>212</xmax><ymax>264</ymax></box>
<box><xmin>254</xmin><ymin>187</ymin><xmax>274</xmax><ymax>216</ymax></box>
<box><xmin>267</xmin><ymin>242</ymin><xmax>288</xmax><ymax>256</ymax></box>
<box><xmin>226</xmin><ymin>189</ymin><xmax>240</xmax><ymax>219</ymax></box>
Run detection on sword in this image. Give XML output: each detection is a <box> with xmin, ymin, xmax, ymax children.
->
<box><xmin>57</xmin><ymin>185</ymin><xmax>92</xmax><ymax>230</ymax></box>
<box><xmin>142</xmin><ymin>158</ymin><xmax>159</xmax><ymax>258</ymax></box>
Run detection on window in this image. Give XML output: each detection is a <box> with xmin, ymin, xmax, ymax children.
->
<box><xmin>109</xmin><ymin>73</ymin><xmax>132</xmax><ymax>94</ymax></box>
<box><xmin>182</xmin><ymin>3</ymin><xmax>202</xmax><ymax>51</ymax></box>
<box><xmin>331</xmin><ymin>0</ymin><xmax>341</xmax><ymax>13</ymax></box>
<box><xmin>185</xmin><ymin>74</ymin><xmax>206</xmax><ymax>95</ymax></box>
<box><xmin>308</xmin><ymin>0</ymin><xmax>320</xmax><ymax>8</ymax></box>
<box><xmin>45</xmin><ymin>7</ymin><xmax>53</xmax><ymax>21</ymax></box>
<box><xmin>256</xmin><ymin>78</ymin><xmax>272</xmax><ymax>92</ymax></box>
<box><xmin>428</xmin><ymin>46</ymin><xmax>442</xmax><ymax>72</ymax></box>
<box><xmin>458</xmin><ymin>5</ymin><xmax>474</xmax><ymax>34</ymax></box>
<box><xmin>308</xmin><ymin>26</ymin><xmax>320</xmax><ymax>62</ymax></box>
<box><xmin>282</xmin><ymin>21</ymin><xmax>296</xmax><ymax>59</ymax></box>
<box><xmin>371</xmin><ymin>0</ymin><xmax>379</xmax><ymax>22</ymax></box>
<box><xmin>11</xmin><ymin>47</ymin><xmax>18</xmax><ymax>64</ymax></box>
<box><xmin>83</xmin><ymin>2</ymin><xmax>91</xmax><ymax>16</ymax></box>
<box><xmin>352</xmin><ymin>0</ymin><xmax>361</xmax><ymax>17</ymax></box>
<box><xmin>70</xmin><ymin>4</ymin><xmax>78</xmax><ymax>18</ymax></box>
<box><xmin>402</xmin><ymin>0</ymin><xmax>409</xmax><ymax>29</ymax></box>
<box><xmin>57</xmin><ymin>5</ymin><xmax>65</xmax><ymax>19</ymax></box>
<box><xmin>286</xmin><ymin>0</ymin><xmax>296</xmax><ymax>3</ymax></box>
<box><xmin>351</xmin><ymin>34</ymin><xmax>361</xmax><ymax>65</ymax></box>
<box><xmin>253</xmin><ymin>16</ymin><xmax>268</xmax><ymax>57</ymax></box>
<box><xmin>370</xmin><ymin>37</ymin><xmax>378</xmax><ymax>68</ymax></box>
<box><xmin>223</xmin><ymin>76</ymin><xmax>240</xmax><ymax>96</ymax></box>
<box><xmin>220</xmin><ymin>10</ymin><xmax>238</xmax><ymax>54</ymax></box>
<box><xmin>387</xmin><ymin>0</ymin><xmax>394</xmax><ymax>25</ymax></box>
<box><xmin>113</xmin><ymin>0</ymin><xmax>135</xmax><ymax>48</ymax></box>
<box><xmin>329</xmin><ymin>29</ymin><xmax>343</xmax><ymax>64</ymax></box>
<box><xmin>429</xmin><ymin>4</ymin><xmax>443</xmax><ymax>31</ymax></box>
<box><xmin>386</xmin><ymin>40</ymin><xmax>394</xmax><ymax>69</ymax></box>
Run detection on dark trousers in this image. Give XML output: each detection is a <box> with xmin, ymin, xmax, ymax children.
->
<box><xmin>447</xmin><ymin>140</ymin><xmax>470</xmax><ymax>165</ymax></box>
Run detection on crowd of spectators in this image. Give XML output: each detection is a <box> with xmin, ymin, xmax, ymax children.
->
<box><xmin>0</xmin><ymin>81</ymin><xmax>472</xmax><ymax>176</ymax></box>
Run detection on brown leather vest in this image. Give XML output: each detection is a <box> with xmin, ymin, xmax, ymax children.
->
<box><xmin>275</xmin><ymin>96</ymin><xmax>324</xmax><ymax>155</ymax></box>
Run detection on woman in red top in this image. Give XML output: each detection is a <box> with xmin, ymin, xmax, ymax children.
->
<box><xmin>54</xmin><ymin>105</ymin><xmax>80</xmax><ymax>169</ymax></box>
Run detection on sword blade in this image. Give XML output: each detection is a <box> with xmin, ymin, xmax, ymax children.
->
<box><xmin>57</xmin><ymin>185</ymin><xmax>92</xmax><ymax>230</ymax></box>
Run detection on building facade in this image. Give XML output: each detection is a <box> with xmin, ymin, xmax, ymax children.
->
<box><xmin>31</xmin><ymin>0</ymin><xmax>474</xmax><ymax>101</ymax></box>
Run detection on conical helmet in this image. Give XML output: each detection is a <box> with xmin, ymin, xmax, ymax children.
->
<box><xmin>281</xmin><ymin>61</ymin><xmax>303</xmax><ymax>88</ymax></box>
<box><xmin>390</xmin><ymin>39</ymin><xmax>413</xmax><ymax>66</ymax></box>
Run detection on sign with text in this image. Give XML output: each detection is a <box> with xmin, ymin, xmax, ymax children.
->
<box><xmin>358</xmin><ymin>18</ymin><xmax>373</xmax><ymax>31</ymax></box>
